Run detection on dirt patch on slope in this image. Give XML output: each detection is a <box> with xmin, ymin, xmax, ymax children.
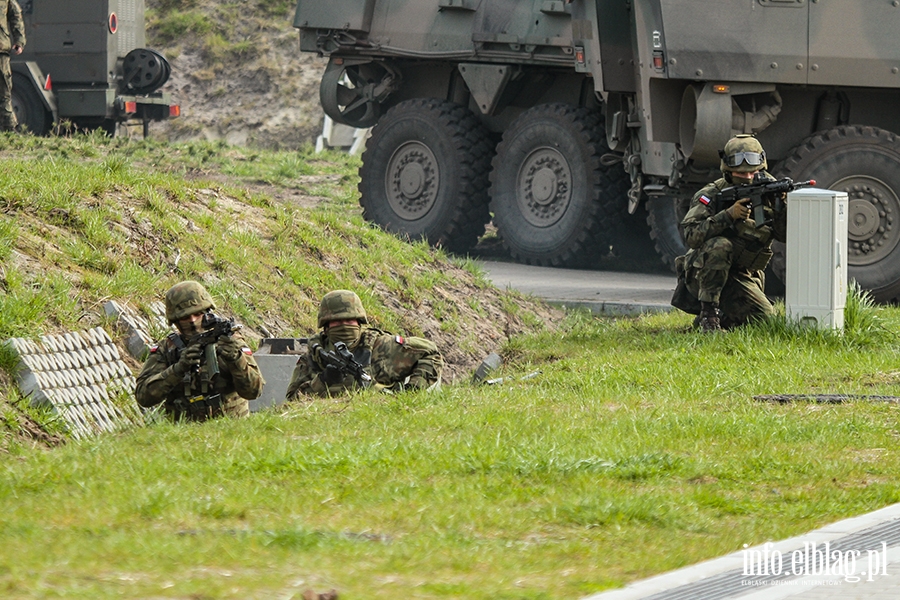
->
<box><xmin>150</xmin><ymin>19</ymin><xmax>327</xmax><ymax>150</ymax></box>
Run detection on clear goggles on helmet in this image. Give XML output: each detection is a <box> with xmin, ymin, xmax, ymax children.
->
<box><xmin>723</xmin><ymin>150</ymin><xmax>765</xmax><ymax>168</ymax></box>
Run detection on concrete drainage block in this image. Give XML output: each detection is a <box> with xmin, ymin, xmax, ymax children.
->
<box><xmin>103</xmin><ymin>299</ymin><xmax>170</xmax><ymax>360</ymax></box>
<box><xmin>251</xmin><ymin>337</ymin><xmax>308</xmax><ymax>412</ymax></box>
<box><xmin>5</xmin><ymin>327</ymin><xmax>144</xmax><ymax>439</ymax></box>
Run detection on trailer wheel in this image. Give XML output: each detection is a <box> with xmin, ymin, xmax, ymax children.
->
<box><xmin>489</xmin><ymin>103</ymin><xmax>626</xmax><ymax>267</ymax></box>
<box><xmin>775</xmin><ymin>126</ymin><xmax>900</xmax><ymax>302</ymax></box>
<box><xmin>646</xmin><ymin>195</ymin><xmax>690</xmax><ymax>272</ymax></box>
<box><xmin>11</xmin><ymin>73</ymin><xmax>50</xmax><ymax>135</ymax></box>
<box><xmin>359</xmin><ymin>98</ymin><xmax>493</xmax><ymax>253</ymax></box>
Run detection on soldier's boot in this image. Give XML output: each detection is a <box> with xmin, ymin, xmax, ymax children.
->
<box><xmin>697</xmin><ymin>302</ymin><xmax>723</xmax><ymax>332</ymax></box>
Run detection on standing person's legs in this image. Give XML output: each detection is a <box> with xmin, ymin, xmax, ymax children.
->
<box><xmin>0</xmin><ymin>54</ymin><xmax>17</xmax><ymax>131</ymax></box>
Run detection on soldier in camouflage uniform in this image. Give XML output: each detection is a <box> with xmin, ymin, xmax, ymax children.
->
<box><xmin>673</xmin><ymin>135</ymin><xmax>787</xmax><ymax>331</ymax></box>
<box><xmin>135</xmin><ymin>281</ymin><xmax>264</xmax><ymax>421</ymax></box>
<box><xmin>0</xmin><ymin>0</ymin><xmax>25</xmax><ymax>131</ymax></box>
<box><xmin>286</xmin><ymin>290</ymin><xmax>443</xmax><ymax>399</ymax></box>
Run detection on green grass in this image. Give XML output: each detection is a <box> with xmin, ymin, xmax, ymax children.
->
<box><xmin>4</xmin><ymin>301</ymin><xmax>900</xmax><ymax>598</ymax></box>
<box><xmin>3</xmin><ymin>132</ymin><xmax>900</xmax><ymax>598</ymax></box>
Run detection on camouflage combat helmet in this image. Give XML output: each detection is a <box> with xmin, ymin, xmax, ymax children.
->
<box><xmin>164</xmin><ymin>281</ymin><xmax>215</xmax><ymax>323</ymax></box>
<box><xmin>318</xmin><ymin>289</ymin><xmax>368</xmax><ymax>328</ymax></box>
<box><xmin>720</xmin><ymin>134</ymin><xmax>767</xmax><ymax>173</ymax></box>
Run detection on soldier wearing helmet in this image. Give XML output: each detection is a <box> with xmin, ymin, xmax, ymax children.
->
<box><xmin>286</xmin><ymin>289</ymin><xmax>443</xmax><ymax>398</ymax></box>
<box><xmin>672</xmin><ymin>134</ymin><xmax>787</xmax><ymax>331</ymax></box>
<box><xmin>136</xmin><ymin>281</ymin><xmax>264</xmax><ymax>421</ymax></box>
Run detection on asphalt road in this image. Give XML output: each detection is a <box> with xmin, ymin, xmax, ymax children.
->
<box><xmin>479</xmin><ymin>260</ymin><xmax>676</xmax><ymax>316</ymax></box>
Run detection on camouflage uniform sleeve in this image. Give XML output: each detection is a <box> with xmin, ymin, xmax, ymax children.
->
<box><xmin>218</xmin><ymin>332</ymin><xmax>264</xmax><ymax>400</ymax></box>
<box><xmin>371</xmin><ymin>334</ymin><xmax>443</xmax><ymax>390</ymax></box>
<box><xmin>9</xmin><ymin>0</ymin><xmax>25</xmax><ymax>48</ymax></box>
<box><xmin>285</xmin><ymin>334</ymin><xmax>332</xmax><ymax>399</ymax></box>
<box><xmin>286</xmin><ymin>352</ymin><xmax>325</xmax><ymax>399</ymax></box>
<box><xmin>134</xmin><ymin>342</ymin><xmax>183</xmax><ymax>408</ymax></box>
<box><xmin>682</xmin><ymin>181</ymin><xmax>735</xmax><ymax>249</ymax></box>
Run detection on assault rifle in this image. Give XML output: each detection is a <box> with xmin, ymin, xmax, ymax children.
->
<box><xmin>718</xmin><ymin>176</ymin><xmax>815</xmax><ymax>227</ymax></box>
<box><xmin>188</xmin><ymin>311</ymin><xmax>243</xmax><ymax>377</ymax></box>
<box><xmin>311</xmin><ymin>341</ymin><xmax>373</xmax><ymax>388</ymax></box>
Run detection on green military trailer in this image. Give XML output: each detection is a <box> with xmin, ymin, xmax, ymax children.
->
<box><xmin>11</xmin><ymin>0</ymin><xmax>177</xmax><ymax>136</ymax></box>
<box><xmin>294</xmin><ymin>0</ymin><xmax>900</xmax><ymax>302</ymax></box>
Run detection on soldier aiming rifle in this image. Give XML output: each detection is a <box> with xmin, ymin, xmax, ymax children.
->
<box><xmin>135</xmin><ymin>281</ymin><xmax>264</xmax><ymax>422</ymax></box>
<box><xmin>286</xmin><ymin>290</ymin><xmax>443</xmax><ymax>399</ymax></box>
<box><xmin>672</xmin><ymin>135</ymin><xmax>802</xmax><ymax>331</ymax></box>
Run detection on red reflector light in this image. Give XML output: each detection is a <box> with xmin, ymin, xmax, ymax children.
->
<box><xmin>169</xmin><ymin>105</ymin><xmax>181</xmax><ymax>117</ymax></box>
<box><xmin>124</xmin><ymin>101</ymin><xmax>137</xmax><ymax>113</ymax></box>
<box><xmin>652</xmin><ymin>51</ymin><xmax>664</xmax><ymax>69</ymax></box>
<box><xmin>575</xmin><ymin>49</ymin><xmax>585</xmax><ymax>64</ymax></box>
<box><xmin>109</xmin><ymin>13</ymin><xmax>118</xmax><ymax>34</ymax></box>
<box><xmin>43</xmin><ymin>74</ymin><xmax>52</xmax><ymax>91</ymax></box>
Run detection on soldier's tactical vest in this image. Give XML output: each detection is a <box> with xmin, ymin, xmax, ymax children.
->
<box><xmin>164</xmin><ymin>333</ymin><xmax>224</xmax><ymax>421</ymax></box>
<box><xmin>714</xmin><ymin>189</ymin><xmax>775</xmax><ymax>271</ymax></box>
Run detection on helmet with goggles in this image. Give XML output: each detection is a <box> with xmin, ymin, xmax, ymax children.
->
<box><xmin>719</xmin><ymin>134</ymin><xmax>767</xmax><ymax>173</ymax></box>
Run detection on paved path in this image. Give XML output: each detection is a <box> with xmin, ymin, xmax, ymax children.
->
<box><xmin>583</xmin><ymin>503</ymin><xmax>900</xmax><ymax>600</ymax></box>
<box><xmin>479</xmin><ymin>260</ymin><xmax>675</xmax><ymax>316</ymax></box>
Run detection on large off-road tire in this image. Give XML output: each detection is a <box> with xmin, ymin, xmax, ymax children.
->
<box><xmin>775</xmin><ymin>126</ymin><xmax>900</xmax><ymax>302</ymax></box>
<box><xmin>11</xmin><ymin>73</ymin><xmax>51</xmax><ymax>135</ymax></box>
<box><xmin>646</xmin><ymin>195</ymin><xmax>691</xmax><ymax>272</ymax></box>
<box><xmin>489</xmin><ymin>103</ymin><xmax>628</xmax><ymax>267</ymax></box>
<box><xmin>358</xmin><ymin>98</ymin><xmax>493</xmax><ymax>253</ymax></box>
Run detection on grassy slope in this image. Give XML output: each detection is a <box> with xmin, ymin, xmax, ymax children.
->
<box><xmin>0</xmin><ymin>132</ymin><xmax>552</xmax><ymax>399</ymax></box>
<box><xmin>3</xmin><ymin>133</ymin><xmax>900</xmax><ymax>598</ymax></box>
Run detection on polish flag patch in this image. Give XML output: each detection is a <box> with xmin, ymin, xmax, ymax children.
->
<box><xmin>149</xmin><ymin>345</ymin><xmax>159</xmax><ymax>353</ymax></box>
<box><xmin>395</xmin><ymin>335</ymin><xmax>405</xmax><ymax>345</ymax></box>
<box><xmin>699</xmin><ymin>195</ymin><xmax>711</xmax><ymax>206</ymax></box>
<box><xmin>241</xmin><ymin>347</ymin><xmax>253</xmax><ymax>356</ymax></box>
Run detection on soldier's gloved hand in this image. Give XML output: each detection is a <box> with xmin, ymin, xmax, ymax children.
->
<box><xmin>321</xmin><ymin>365</ymin><xmax>344</xmax><ymax>385</ymax></box>
<box><xmin>174</xmin><ymin>344</ymin><xmax>203</xmax><ymax>375</ymax></box>
<box><xmin>727</xmin><ymin>198</ymin><xmax>752</xmax><ymax>221</ymax></box>
<box><xmin>216</xmin><ymin>335</ymin><xmax>243</xmax><ymax>363</ymax></box>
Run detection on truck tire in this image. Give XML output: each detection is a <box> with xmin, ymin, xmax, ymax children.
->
<box><xmin>359</xmin><ymin>98</ymin><xmax>492</xmax><ymax>253</ymax></box>
<box><xmin>11</xmin><ymin>73</ymin><xmax>51</xmax><ymax>135</ymax></box>
<box><xmin>646</xmin><ymin>195</ymin><xmax>690</xmax><ymax>272</ymax></box>
<box><xmin>489</xmin><ymin>103</ymin><xmax>626</xmax><ymax>267</ymax></box>
<box><xmin>776</xmin><ymin>126</ymin><xmax>900</xmax><ymax>302</ymax></box>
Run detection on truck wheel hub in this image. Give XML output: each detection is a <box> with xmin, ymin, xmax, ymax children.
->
<box><xmin>835</xmin><ymin>176</ymin><xmax>900</xmax><ymax>266</ymax></box>
<box><xmin>387</xmin><ymin>141</ymin><xmax>439</xmax><ymax>219</ymax></box>
<box><xmin>400</xmin><ymin>163</ymin><xmax>426</xmax><ymax>198</ymax></box>
<box><xmin>531</xmin><ymin>168</ymin><xmax>557</xmax><ymax>204</ymax></box>
<box><xmin>518</xmin><ymin>148</ymin><xmax>571</xmax><ymax>227</ymax></box>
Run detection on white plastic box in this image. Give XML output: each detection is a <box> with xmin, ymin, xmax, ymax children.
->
<box><xmin>785</xmin><ymin>188</ymin><xmax>849</xmax><ymax>329</ymax></box>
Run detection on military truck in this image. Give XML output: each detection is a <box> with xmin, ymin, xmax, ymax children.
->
<box><xmin>11</xmin><ymin>0</ymin><xmax>177</xmax><ymax>136</ymax></box>
<box><xmin>294</xmin><ymin>1</ymin><xmax>900</xmax><ymax>302</ymax></box>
